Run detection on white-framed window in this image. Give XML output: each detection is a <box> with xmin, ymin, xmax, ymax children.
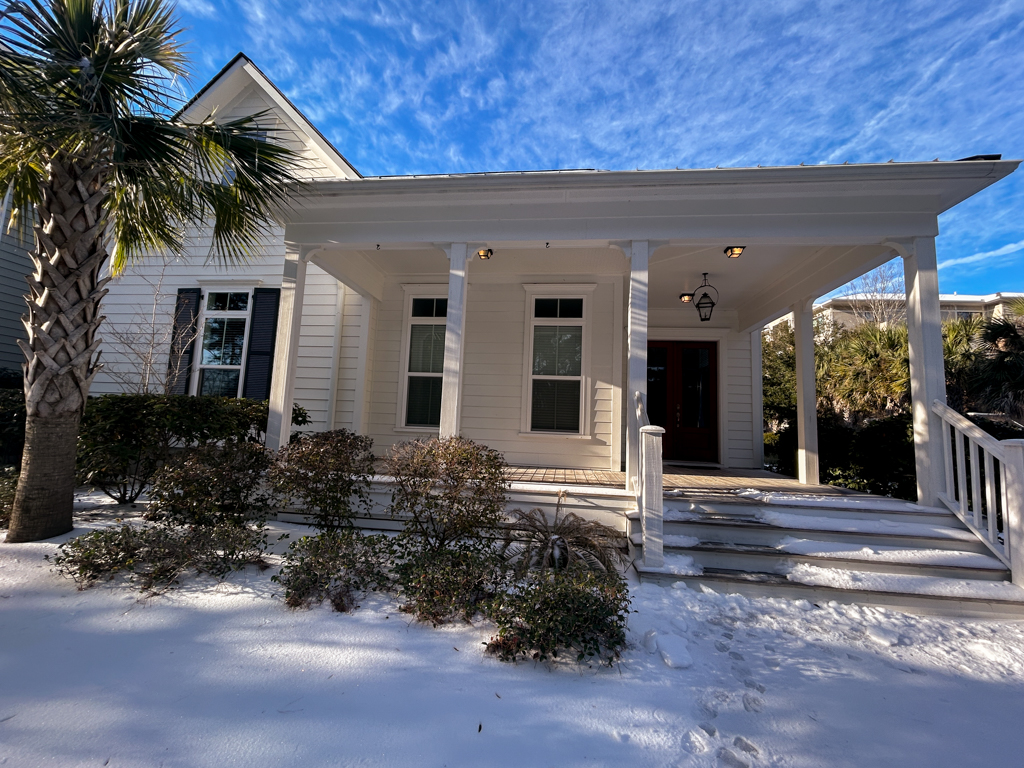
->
<box><xmin>193</xmin><ymin>289</ymin><xmax>253</xmax><ymax>397</ymax></box>
<box><xmin>397</xmin><ymin>285</ymin><xmax>449</xmax><ymax>430</ymax></box>
<box><xmin>521</xmin><ymin>284</ymin><xmax>596</xmax><ymax>435</ymax></box>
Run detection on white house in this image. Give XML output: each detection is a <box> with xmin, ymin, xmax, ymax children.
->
<box><xmin>92</xmin><ymin>55</ymin><xmax>1024</xmax><ymax>594</ymax></box>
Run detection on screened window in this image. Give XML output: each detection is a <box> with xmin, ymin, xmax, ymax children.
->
<box><xmin>196</xmin><ymin>290</ymin><xmax>252</xmax><ymax>397</ymax></box>
<box><xmin>404</xmin><ymin>296</ymin><xmax>447</xmax><ymax>427</ymax></box>
<box><xmin>529</xmin><ymin>297</ymin><xmax>584</xmax><ymax>432</ymax></box>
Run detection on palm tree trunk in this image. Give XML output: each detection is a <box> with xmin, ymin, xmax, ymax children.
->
<box><xmin>5</xmin><ymin>150</ymin><xmax>109</xmax><ymax>543</ymax></box>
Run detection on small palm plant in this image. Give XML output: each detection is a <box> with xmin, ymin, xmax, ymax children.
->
<box><xmin>975</xmin><ymin>298</ymin><xmax>1024</xmax><ymax>419</ymax></box>
<box><xmin>502</xmin><ymin>492</ymin><xmax>625</xmax><ymax>576</ymax></box>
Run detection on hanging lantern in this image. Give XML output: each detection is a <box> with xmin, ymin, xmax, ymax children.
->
<box><xmin>692</xmin><ymin>273</ymin><xmax>718</xmax><ymax>322</ymax></box>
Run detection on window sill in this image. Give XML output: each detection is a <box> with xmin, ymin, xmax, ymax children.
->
<box><xmin>393</xmin><ymin>425</ymin><xmax>441</xmax><ymax>434</ymax></box>
<box><xmin>517</xmin><ymin>431</ymin><xmax>595</xmax><ymax>440</ymax></box>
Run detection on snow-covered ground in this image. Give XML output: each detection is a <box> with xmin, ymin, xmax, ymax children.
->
<box><xmin>3</xmin><ymin>518</ymin><xmax>1024</xmax><ymax>767</ymax></box>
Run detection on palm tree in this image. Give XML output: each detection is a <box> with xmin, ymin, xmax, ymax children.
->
<box><xmin>975</xmin><ymin>298</ymin><xmax>1024</xmax><ymax>419</ymax></box>
<box><xmin>0</xmin><ymin>0</ymin><xmax>304</xmax><ymax>542</ymax></box>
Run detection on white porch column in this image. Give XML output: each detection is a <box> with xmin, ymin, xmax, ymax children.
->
<box><xmin>903</xmin><ymin>236</ymin><xmax>947</xmax><ymax>507</ymax></box>
<box><xmin>792</xmin><ymin>298</ymin><xmax>819</xmax><ymax>485</ymax></box>
<box><xmin>626</xmin><ymin>240</ymin><xmax>649</xmax><ymax>493</ymax></box>
<box><xmin>266</xmin><ymin>245</ymin><xmax>309</xmax><ymax>451</ymax></box>
<box><xmin>440</xmin><ymin>242</ymin><xmax>469</xmax><ymax>438</ymax></box>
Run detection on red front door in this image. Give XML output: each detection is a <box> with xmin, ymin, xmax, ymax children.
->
<box><xmin>647</xmin><ymin>341</ymin><xmax>719</xmax><ymax>463</ymax></box>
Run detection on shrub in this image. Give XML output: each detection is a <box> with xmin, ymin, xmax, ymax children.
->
<box><xmin>0</xmin><ymin>390</ymin><xmax>26</xmax><ymax>468</ymax></box>
<box><xmin>270</xmin><ymin>429</ymin><xmax>375</xmax><ymax>530</ymax></box>
<box><xmin>502</xmin><ymin>498</ymin><xmax>625</xmax><ymax>576</ymax></box>
<box><xmin>77</xmin><ymin>394</ymin><xmax>310</xmax><ymax>504</ymax></box>
<box><xmin>49</xmin><ymin>522</ymin><xmax>268</xmax><ymax>591</ymax></box>
<box><xmin>485</xmin><ymin>569</ymin><xmax>631</xmax><ymax>664</ymax></box>
<box><xmin>393</xmin><ymin>540</ymin><xmax>506</xmax><ymax>625</ymax></box>
<box><xmin>147</xmin><ymin>442</ymin><xmax>272</xmax><ymax>527</ymax></box>
<box><xmin>383</xmin><ymin>437</ymin><xmax>509</xmax><ymax>553</ymax></box>
<box><xmin>273</xmin><ymin>530</ymin><xmax>395</xmax><ymax>610</ymax></box>
<box><xmin>0</xmin><ymin>466</ymin><xmax>16</xmax><ymax>529</ymax></box>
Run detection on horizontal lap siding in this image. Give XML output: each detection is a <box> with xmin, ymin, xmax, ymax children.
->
<box><xmin>293</xmin><ymin>263</ymin><xmax>340</xmax><ymax>430</ymax></box>
<box><xmin>0</xmin><ymin>222</ymin><xmax>32</xmax><ymax>371</ymax></box>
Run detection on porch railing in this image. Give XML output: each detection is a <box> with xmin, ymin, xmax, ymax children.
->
<box><xmin>635</xmin><ymin>391</ymin><xmax>665</xmax><ymax>568</ymax></box>
<box><xmin>932</xmin><ymin>400</ymin><xmax>1024</xmax><ymax>585</ymax></box>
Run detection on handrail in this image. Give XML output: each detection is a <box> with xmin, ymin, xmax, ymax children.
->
<box><xmin>932</xmin><ymin>400</ymin><xmax>1006</xmax><ymax>457</ymax></box>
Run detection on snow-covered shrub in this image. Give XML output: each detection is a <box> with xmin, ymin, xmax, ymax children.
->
<box><xmin>273</xmin><ymin>530</ymin><xmax>395</xmax><ymax>610</ymax></box>
<box><xmin>270</xmin><ymin>429</ymin><xmax>375</xmax><ymax>530</ymax></box>
<box><xmin>393</xmin><ymin>540</ymin><xmax>507</xmax><ymax>625</ymax></box>
<box><xmin>502</xmin><ymin>498</ymin><xmax>625</xmax><ymax>576</ymax></box>
<box><xmin>0</xmin><ymin>465</ymin><xmax>16</xmax><ymax>528</ymax></box>
<box><xmin>147</xmin><ymin>442</ymin><xmax>273</xmax><ymax>527</ymax></box>
<box><xmin>49</xmin><ymin>522</ymin><xmax>268</xmax><ymax>591</ymax></box>
<box><xmin>485</xmin><ymin>570</ymin><xmax>631</xmax><ymax>664</ymax></box>
<box><xmin>77</xmin><ymin>394</ymin><xmax>310</xmax><ymax>504</ymax></box>
<box><xmin>383</xmin><ymin>437</ymin><xmax>508</xmax><ymax>553</ymax></box>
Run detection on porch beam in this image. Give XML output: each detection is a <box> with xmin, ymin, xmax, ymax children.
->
<box><xmin>793</xmin><ymin>297</ymin><xmax>819</xmax><ymax>485</ymax></box>
<box><xmin>626</xmin><ymin>240</ymin><xmax>649</xmax><ymax>493</ymax></box>
<box><xmin>440</xmin><ymin>243</ymin><xmax>469</xmax><ymax>438</ymax></box>
<box><xmin>267</xmin><ymin>245</ymin><xmax>310</xmax><ymax>451</ymax></box>
<box><xmin>901</xmin><ymin>236</ymin><xmax>947</xmax><ymax>507</ymax></box>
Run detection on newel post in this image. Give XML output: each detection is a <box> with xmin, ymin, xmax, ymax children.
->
<box><xmin>640</xmin><ymin>424</ymin><xmax>665</xmax><ymax>568</ymax></box>
<box><xmin>1002</xmin><ymin>440</ymin><xmax>1024</xmax><ymax>587</ymax></box>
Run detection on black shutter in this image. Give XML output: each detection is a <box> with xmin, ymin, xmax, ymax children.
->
<box><xmin>242</xmin><ymin>287</ymin><xmax>281</xmax><ymax>401</ymax></box>
<box><xmin>167</xmin><ymin>288</ymin><xmax>201</xmax><ymax>395</ymax></box>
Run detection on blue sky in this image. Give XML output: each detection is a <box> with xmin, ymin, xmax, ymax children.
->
<box><xmin>173</xmin><ymin>0</ymin><xmax>1024</xmax><ymax>296</ymax></box>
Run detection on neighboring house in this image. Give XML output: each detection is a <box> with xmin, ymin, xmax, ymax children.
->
<box><xmin>0</xmin><ymin>192</ymin><xmax>33</xmax><ymax>376</ymax></box>
<box><xmin>766</xmin><ymin>292</ymin><xmax>1024</xmax><ymax>331</ymax></box>
<box><xmin>93</xmin><ymin>53</ymin><xmax>1019</xmax><ymax>520</ymax></box>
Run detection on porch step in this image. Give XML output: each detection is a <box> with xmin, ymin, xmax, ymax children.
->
<box><xmin>663</xmin><ymin>498</ymin><xmax>965</xmax><ymax>528</ymax></box>
<box><xmin>653</xmin><ymin>539</ymin><xmax>1008</xmax><ymax>581</ymax></box>
<box><xmin>636</xmin><ymin>567</ymin><xmax>1024</xmax><ymax>619</ymax></box>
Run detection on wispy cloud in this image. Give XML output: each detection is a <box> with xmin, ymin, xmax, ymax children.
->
<box><xmin>938</xmin><ymin>239</ymin><xmax>1024</xmax><ymax>270</ymax></box>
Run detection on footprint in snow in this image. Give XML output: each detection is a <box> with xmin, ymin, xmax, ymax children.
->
<box><xmin>729</xmin><ymin>651</ymin><xmax>744</xmax><ymax>661</ymax></box>
<box><xmin>742</xmin><ymin>693</ymin><xmax>765</xmax><ymax>713</ymax></box>
<box><xmin>717</xmin><ymin>747</ymin><xmax>751</xmax><ymax>768</ymax></box>
<box><xmin>733</xmin><ymin>736</ymin><xmax>760</xmax><ymax>756</ymax></box>
<box><xmin>715</xmin><ymin>640</ymin><xmax>731</xmax><ymax>653</ymax></box>
<box><xmin>763</xmin><ymin>657</ymin><xmax>781</xmax><ymax>669</ymax></box>
<box><xmin>682</xmin><ymin>728</ymin><xmax>711</xmax><ymax>754</ymax></box>
<box><xmin>743</xmin><ymin>678</ymin><xmax>767</xmax><ymax>693</ymax></box>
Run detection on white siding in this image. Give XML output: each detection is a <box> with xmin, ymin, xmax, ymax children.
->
<box><xmin>724</xmin><ymin>331</ymin><xmax>756</xmax><ymax>468</ymax></box>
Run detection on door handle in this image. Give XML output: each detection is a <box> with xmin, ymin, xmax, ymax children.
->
<box><xmin>675</xmin><ymin>403</ymin><xmax>681</xmax><ymax>427</ymax></box>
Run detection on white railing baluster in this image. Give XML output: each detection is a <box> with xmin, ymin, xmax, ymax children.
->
<box><xmin>634</xmin><ymin>392</ymin><xmax>665</xmax><ymax>569</ymax></box>
<box><xmin>969</xmin><ymin>437</ymin><xmax>983</xmax><ymax>528</ymax></box>
<box><xmin>984</xmin><ymin>451</ymin><xmax>998</xmax><ymax>547</ymax></box>
<box><xmin>932</xmin><ymin>401</ymin><xmax>1023</xmax><ymax>580</ymax></box>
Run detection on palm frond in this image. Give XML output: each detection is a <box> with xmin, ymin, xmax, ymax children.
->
<box><xmin>502</xmin><ymin>498</ymin><xmax>625</xmax><ymax>576</ymax></box>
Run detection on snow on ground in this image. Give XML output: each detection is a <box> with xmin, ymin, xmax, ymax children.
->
<box><xmin>3</xmin><ymin>521</ymin><xmax>1024</xmax><ymax>767</ymax></box>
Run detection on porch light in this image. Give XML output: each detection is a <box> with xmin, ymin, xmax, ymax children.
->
<box><xmin>693</xmin><ymin>273</ymin><xmax>718</xmax><ymax>322</ymax></box>
<box><xmin>724</xmin><ymin>246</ymin><xmax>745</xmax><ymax>259</ymax></box>
<box><xmin>477</xmin><ymin>248</ymin><xmax>493</xmax><ymax>260</ymax></box>
<box><xmin>679</xmin><ymin>292</ymin><xmax>693</xmax><ymax>303</ymax></box>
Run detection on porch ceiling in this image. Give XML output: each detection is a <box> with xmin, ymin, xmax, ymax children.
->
<box><xmin>290</xmin><ymin>159</ymin><xmax>1019</xmax><ymax>330</ymax></box>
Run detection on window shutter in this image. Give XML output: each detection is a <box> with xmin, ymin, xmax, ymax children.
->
<box><xmin>167</xmin><ymin>288</ymin><xmax>201</xmax><ymax>395</ymax></box>
<box><xmin>242</xmin><ymin>287</ymin><xmax>281</xmax><ymax>401</ymax></box>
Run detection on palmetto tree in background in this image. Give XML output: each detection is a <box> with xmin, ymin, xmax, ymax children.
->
<box><xmin>0</xmin><ymin>0</ymin><xmax>304</xmax><ymax>542</ymax></box>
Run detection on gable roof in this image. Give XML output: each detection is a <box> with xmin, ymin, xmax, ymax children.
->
<box><xmin>179</xmin><ymin>52</ymin><xmax>361</xmax><ymax>180</ymax></box>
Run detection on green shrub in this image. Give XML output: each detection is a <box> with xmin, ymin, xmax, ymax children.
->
<box><xmin>0</xmin><ymin>390</ymin><xmax>26</xmax><ymax>468</ymax></box>
<box><xmin>0</xmin><ymin>466</ymin><xmax>16</xmax><ymax>529</ymax></box>
<box><xmin>502</xmin><ymin>501</ymin><xmax>625</xmax><ymax>576</ymax></box>
<box><xmin>394</xmin><ymin>540</ymin><xmax>506</xmax><ymax>625</ymax></box>
<box><xmin>485</xmin><ymin>569</ymin><xmax>631</xmax><ymax>664</ymax></box>
<box><xmin>77</xmin><ymin>394</ymin><xmax>310</xmax><ymax>504</ymax></box>
<box><xmin>273</xmin><ymin>530</ymin><xmax>395</xmax><ymax>610</ymax></box>
<box><xmin>383</xmin><ymin>437</ymin><xmax>509</xmax><ymax>553</ymax></box>
<box><xmin>270</xmin><ymin>429</ymin><xmax>375</xmax><ymax>530</ymax></box>
<box><xmin>147</xmin><ymin>442</ymin><xmax>272</xmax><ymax>527</ymax></box>
<box><xmin>49</xmin><ymin>522</ymin><xmax>268</xmax><ymax>591</ymax></box>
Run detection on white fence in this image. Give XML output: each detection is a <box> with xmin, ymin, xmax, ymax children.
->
<box><xmin>635</xmin><ymin>392</ymin><xmax>665</xmax><ymax>568</ymax></box>
<box><xmin>933</xmin><ymin>400</ymin><xmax>1024</xmax><ymax>585</ymax></box>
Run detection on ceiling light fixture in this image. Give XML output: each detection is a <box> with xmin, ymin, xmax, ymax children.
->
<box><xmin>679</xmin><ymin>292</ymin><xmax>693</xmax><ymax>303</ymax></box>
<box><xmin>477</xmin><ymin>248</ymin><xmax>493</xmax><ymax>260</ymax></box>
<box><xmin>724</xmin><ymin>245</ymin><xmax>745</xmax><ymax>259</ymax></box>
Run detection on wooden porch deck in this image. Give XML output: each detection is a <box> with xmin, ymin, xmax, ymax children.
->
<box><xmin>505</xmin><ymin>465</ymin><xmax>861</xmax><ymax>496</ymax></box>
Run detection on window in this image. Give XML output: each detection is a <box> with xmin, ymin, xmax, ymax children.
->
<box><xmin>528</xmin><ymin>296</ymin><xmax>584</xmax><ymax>433</ymax></box>
<box><xmin>401</xmin><ymin>294</ymin><xmax>448</xmax><ymax>428</ymax></box>
<box><xmin>195</xmin><ymin>290</ymin><xmax>251</xmax><ymax>397</ymax></box>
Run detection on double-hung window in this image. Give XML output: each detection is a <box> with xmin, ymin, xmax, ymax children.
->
<box><xmin>401</xmin><ymin>294</ymin><xmax>448</xmax><ymax>428</ymax></box>
<box><xmin>526</xmin><ymin>293</ymin><xmax>588</xmax><ymax>433</ymax></box>
<box><xmin>196</xmin><ymin>290</ymin><xmax>251</xmax><ymax>397</ymax></box>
